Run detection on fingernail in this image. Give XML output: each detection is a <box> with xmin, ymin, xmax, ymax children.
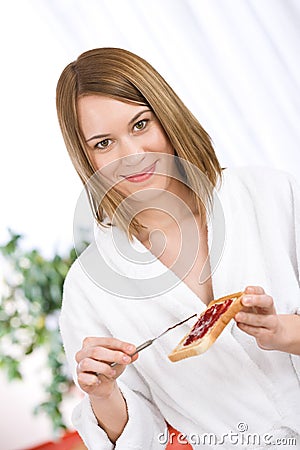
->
<box><xmin>246</xmin><ymin>287</ymin><xmax>254</xmax><ymax>293</ymax></box>
<box><xmin>243</xmin><ymin>295</ymin><xmax>253</xmax><ymax>305</ymax></box>
<box><xmin>122</xmin><ymin>355</ymin><xmax>131</xmax><ymax>363</ymax></box>
<box><xmin>126</xmin><ymin>345</ymin><xmax>134</xmax><ymax>352</ymax></box>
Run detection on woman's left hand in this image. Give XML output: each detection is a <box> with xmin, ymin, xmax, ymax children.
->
<box><xmin>235</xmin><ymin>286</ymin><xmax>285</xmax><ymax>351</ymax></box>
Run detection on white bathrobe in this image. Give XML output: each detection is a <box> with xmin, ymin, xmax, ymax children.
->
<box><xmin>60</xmin><ymin>166</ymin><xmax>300</xmax><ymax>450</ymax></box>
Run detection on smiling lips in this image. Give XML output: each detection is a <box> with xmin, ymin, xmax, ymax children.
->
<box><xmin>123</xmin><ymin>161</ymin><xmax>157</xmax><ymax>183</ymax></box>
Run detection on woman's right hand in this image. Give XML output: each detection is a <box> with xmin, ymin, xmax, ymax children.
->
<box><xmin>75</xmin><ymin>337</ymin><xmax>138</xmax><ymax>399</ymax></box>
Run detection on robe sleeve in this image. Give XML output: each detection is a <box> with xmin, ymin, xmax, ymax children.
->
<box><xmin>59</xmin><ymin>261</ymin><xmax>167</xmax><ymax>450</ymax></box>
<box><xmin>290</xmin><ymin>173</ymin><xmax>300</xmax><ymax>294</ymax></box>
<box><xmin>285</xmin><ymin>171</ymin><xmax>300</xmax><ymax>376</ymax></box>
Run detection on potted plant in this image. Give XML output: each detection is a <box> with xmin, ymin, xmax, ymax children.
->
<box><xmin>0</xmin><ymin>230</ymin><xmax>78</xmax><ymax>436</ymax></box>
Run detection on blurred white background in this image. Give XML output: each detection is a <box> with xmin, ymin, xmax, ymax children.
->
<box><xmin>0</xmin><ymin>0</ymin><xmax>299</xmax><ymax>448</ymax></box>
<box><xmin>1</xmin><ymin>0</ymin><xmax>300</xmax><ymax>257</ymax></box>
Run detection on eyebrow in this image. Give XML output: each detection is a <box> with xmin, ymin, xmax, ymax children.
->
<box><xmin>85</xmin><ymin>108</ymin><xmax>152</xmax><ymax>143</ymax></box>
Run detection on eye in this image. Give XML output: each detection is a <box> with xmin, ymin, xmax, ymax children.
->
<box><xmin>94</xmin><ymin>138</ymin><xmax>112</xmax><ymax>150</ymax></box>
<box><xmin>133</xmin><ymin>119</ymin><xmax>148</xmax><ymax>131</ymax></box>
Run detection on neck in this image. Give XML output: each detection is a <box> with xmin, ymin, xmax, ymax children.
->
<box><xmin>133</xmin><ymin>182</ymin><xmax>203</xmax><ymax>243</ymax></box>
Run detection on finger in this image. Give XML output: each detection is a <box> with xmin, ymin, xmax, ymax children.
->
<box><xmin>76</xmin><ymin>340</ymin><xmax>136</xmax><ymax>363</ymax></box>
<box><xmin>77</xmin><ymin>358</ymin><xmax>117</xmax><ymax>378</ymax></box>
<box><xmin>235</xmin><ymin>311</ymin><xmax>276</xmax><ymax>329</ymax></box>
<box><xmin>130</xmin><ymin>352</ymin><xmax>139</xmax><ymax>363</ymax></box>
<box><xmin>110</xmin><ymin>352</ymin><xmax>139</xmax><ymax>368</ymax></box>
<box><xmin>82</xmin><ymin>337</ymin><xmax>136</xmax><ymax>353</ymax></box>
<box><xmin>242</xmin><ymin>294</ymin><xmax>274</xmax><ymax>310</ymax></box>
<box><xmin>236</xmin><ymin>322</ymin><xmax>263</xmax><ymax>337</ymax></box>
<box><xmin>236</xmin><ymin>322</ymin><xmax>276</xmax><ymax>347</ymax></box>
<box><xmin>77</xmin><ymin>346</ymin><xmax>134</xmax><ymax>366</ymax></box>
<box><xmin>77</xmin><ymin>371</ymin><xmax>100</xmax><ymax>388</ymax></box>
<box><xmin>244</xmin><ymin>286</ymin><xmax>265</xmax><ymax>295</ymax></box>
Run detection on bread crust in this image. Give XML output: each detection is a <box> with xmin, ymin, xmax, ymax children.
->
<box><xmin>168</xmin><ymin>292</ymin><xmax>244</xmax><ymax>362</ymax></box>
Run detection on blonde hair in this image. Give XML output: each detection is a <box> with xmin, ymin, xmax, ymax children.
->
<box><xmin>56</xmin><ymin>47</ymin><xmax>222</xmax><ymax>237</ymax></box>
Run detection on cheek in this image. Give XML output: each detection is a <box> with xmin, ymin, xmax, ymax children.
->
<box><xmin>148</xmin><ymin>127</ymin><xmax>173</xmax><ymax>154</ymax></box>
<box><xmin>89</xmin><ymin>153</ymin><xmax>119</xmax><ymax>181</ymax></box>
<box><xmin>113</xmin><ymin>180</ymin><xmax>130</xmax><ymax>197</ymax></box>
<box><xmin>159</xmin><ymin>135</ymin><xmax>174</xmax><ymax>155</ymax></box>
<box><xmin>89</xmin><ymin>153</ymin><xmax>107</xmax><ymax>172</ymax></box>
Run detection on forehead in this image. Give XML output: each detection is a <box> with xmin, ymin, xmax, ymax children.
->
<box><xmin>77</xmin><ymin>95</ymin><xmax>147</xmax><ymax>135</ymax></box>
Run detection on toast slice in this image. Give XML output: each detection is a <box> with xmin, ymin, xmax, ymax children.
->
<box><xmin>168</xmin><ymin>292</ymin><xmax>244</xmax><ymax>362</ymax></box>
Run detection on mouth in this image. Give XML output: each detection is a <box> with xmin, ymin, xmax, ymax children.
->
<box><xmin>121</xmin><ymin>161</ymin><xmax>157</xmax><ymax>183</ymax></box>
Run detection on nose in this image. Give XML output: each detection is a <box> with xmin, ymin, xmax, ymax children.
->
<box><xmin>120</xmin><ymin>139</ymin><xmax>146</xmax><ymax>167</ymax></box>
<box><xmin>124</xmin><ymin>152</ymin><xmax>146</xmax><ymax>166</ymax></box>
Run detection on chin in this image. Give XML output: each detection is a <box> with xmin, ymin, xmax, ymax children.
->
<box><xmin>129</xmin><ymin>188</ymin><xmax>165</xmax><ymax>204</ymax></box>
<box><xmin>124</xmin><ymin>179</ymin><xmax>171</xmax><ymax>204</ymax></box>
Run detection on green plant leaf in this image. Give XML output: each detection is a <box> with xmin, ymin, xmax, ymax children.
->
<box><xmin>0</xmin><ymin>230</ymin><xmax>79</xmax><ymax>434</ymax></box>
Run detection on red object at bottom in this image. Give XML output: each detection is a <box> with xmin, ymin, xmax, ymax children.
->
<box><xmin>26</xmin><ymin>426</ymin><xmax>191</xmax><ymax>449</ymax></box>
<box><xmin>166</xmin><ymin>424</ymin><xmax>193</xmax><ymax>449</ymax></box>
<box><xmin>25</xmin><ymin>431</ymin><xmax>86</xmax><ymax>450</ymax></box>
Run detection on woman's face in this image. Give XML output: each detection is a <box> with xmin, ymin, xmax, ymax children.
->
<box><xmin>77</xmin><ymin>95</ymin><xmax>180</xmax><ymax>202</ymax></box>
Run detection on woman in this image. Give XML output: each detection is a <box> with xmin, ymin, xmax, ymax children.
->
<box><xmin>57</xmin><ymin>48</ymin><xmax>300</xmax><ymax>449</ymax></box>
